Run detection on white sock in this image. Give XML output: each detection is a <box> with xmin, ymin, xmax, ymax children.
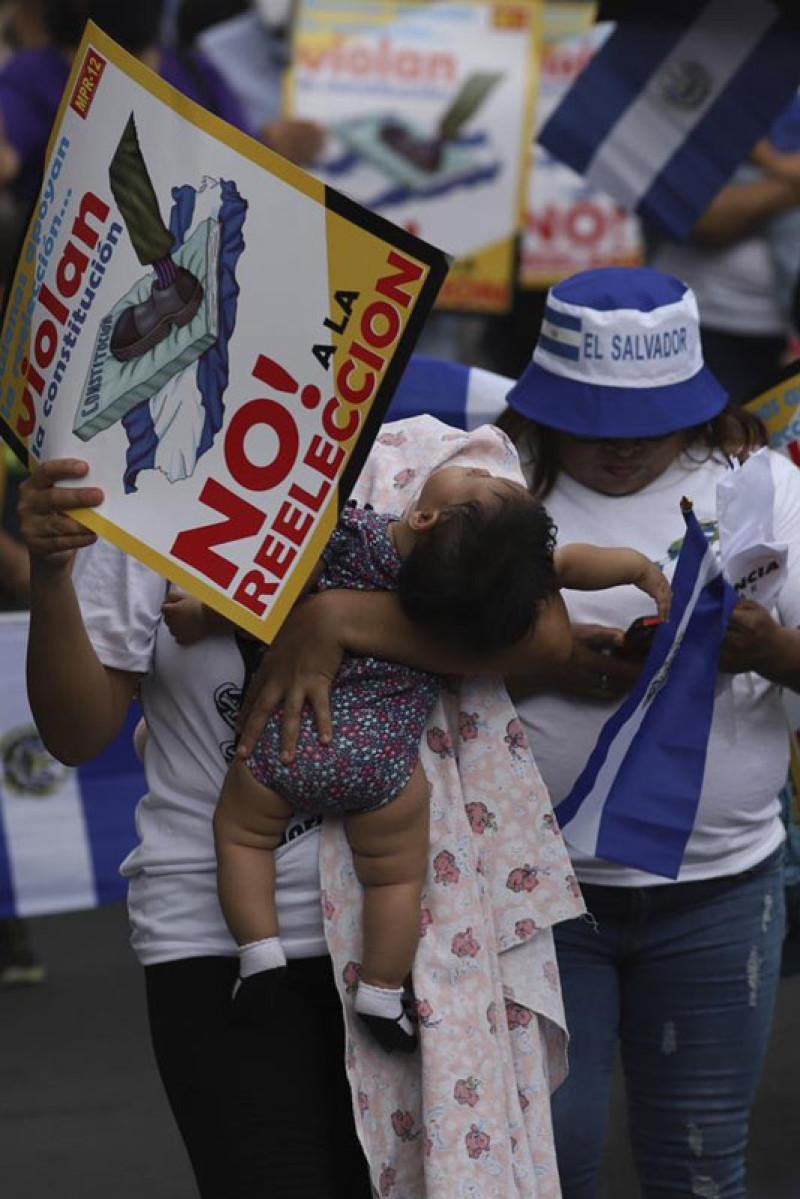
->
<box><xmin>239</xmin><ymin>937</ymin><xmax>286</xmax><ymax>979</ymax></box>
<box><xmin>355</xmin><ymin>981</ymin><xmax>413</xmax><ymax>1037</ymax></box>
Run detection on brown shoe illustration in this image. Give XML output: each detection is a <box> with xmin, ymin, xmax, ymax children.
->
<box><xmin>379</xmin><ymin>121</ymin><xmax>443</xmax><ymax>172</ymax></box>
<box><xmin>110</xmin><ymin>266</ymin><xmax>204</xmax><ymax>362</ymax></box>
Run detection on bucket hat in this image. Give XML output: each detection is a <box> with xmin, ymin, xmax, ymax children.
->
<box><xmin>505</xmin><ymin>266</ymin><xmax>727</xmax><ymax>438</ymax></box>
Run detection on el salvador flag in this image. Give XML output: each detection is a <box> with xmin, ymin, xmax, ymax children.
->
<box><xmin>555</xmin><ymin>503</ymin><xmax>738</xmax><ymax>879</ymax></box>
<box><xmin>538</xmin><ymin>304</ymin><xmax>582</xmax><ymax>364</ymax></box>
<box><xmin>0</xmin><ymin>614</ymin><xmax>143</xmax><ymax>918</ymax></box>
<box><xmin>539</xmin><ymin>0</ymin><xmax>800</xmax><ymax>239</ymax></box>
<box><xmin>386</xmin><ymin>354</ymin><xmax>512</xmax><ymax>429</ymax></box>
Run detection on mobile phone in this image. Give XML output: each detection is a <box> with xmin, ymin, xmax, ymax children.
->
<box><xmin>620</xmin><ymin>615</ymin><xmax>662</xmax><ymax>659</ymax></box>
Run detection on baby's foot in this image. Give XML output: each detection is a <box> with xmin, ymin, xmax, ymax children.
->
<box><xmin>231</xmin><ymin>966</ymin><xmax>287</xmax><ymax>1028</ymax></box>
<box><xmin>355</xmin><ymin>981</ymin><xmax>418</xmax><ymax>1053</ymax></box>
<box><xmin>230</xmin><ymin>936</ymin><xmax>287</xmax><ymax>1028</ymax></box>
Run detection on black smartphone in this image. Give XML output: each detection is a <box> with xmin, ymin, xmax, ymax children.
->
<box><xmin>620</xmin><ymin>615</ymin><xmax>662</xmax><ymax>659</ymax></box>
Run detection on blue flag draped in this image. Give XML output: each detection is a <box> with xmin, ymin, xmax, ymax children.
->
<box><xmin>0</xmin><ymin>614</ymin><xmax>142</xmax><ymax>918</ymax></box>
<box><xmin>555</xmin><ymin>505</ymin><xmax>738</xmax><ymax>878</ymax></box>
<box><xmin>385</xmin><ymin>355</ymin><xmax>511</xmax><ymax>430</ymax></box>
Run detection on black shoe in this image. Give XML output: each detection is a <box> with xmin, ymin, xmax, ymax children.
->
<box><xmin>110</xmin><ymin>267</ymin><xmax>204</xmax><ymax>362</ymax></box>
<box><xmin>357</xmin><ymin>1009</ymin><xmax>419</xmax><ymax>1054</ymax></box>
<box><xmin>230</xmin><ymin>966</ymin><xmax>287</xmax><ymax>1028</ymax></box>
<box><xmin>0</xmin><ymin>918</ymin><xmax>46</xmax><ymax>988</ymax></box>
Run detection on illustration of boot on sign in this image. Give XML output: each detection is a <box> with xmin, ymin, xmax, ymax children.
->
<box><xmin>108</xmin><ymin>114</ymin><xmax>203</xmax><ymax>362</ymax></box>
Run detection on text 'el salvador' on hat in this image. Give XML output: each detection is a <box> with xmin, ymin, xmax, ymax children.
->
<box><xmin>506</xmin><ymin>266</ymin><xmax>728</xmax><ymax>438</ymax></box>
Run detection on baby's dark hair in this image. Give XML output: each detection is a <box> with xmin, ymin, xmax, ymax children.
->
<box><xmin>397</xmin><ymin>489</ymin><xmax>558</xmax><ymax>654</ymax></box>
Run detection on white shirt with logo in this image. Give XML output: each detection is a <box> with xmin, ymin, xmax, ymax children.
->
<box><xmin>73</xmin><ymin>539</ymin><xmax>326</xmax><ymax>965</ymax></box>
<box><xmin>515</xmin><ymin>447</ymin><xmax>800</xmax><ymax>886</ymax></box>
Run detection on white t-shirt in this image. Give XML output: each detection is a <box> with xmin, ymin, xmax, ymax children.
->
<box><xmin>73</xmin><ymin>540</ymin><xmax>326</xmax><ymax>965</ymax></box>
<box><xmin>515</xmin><ymin>447</ymin><xmax>800</xmax><ymax>886</ymax></box>
<box><xmin>649</xmin><ymin>165</ymin><xmax>788</xmax><ymax>338</ymax></box>
<box><xmin>651</xmin><ymin>236</ymin><xmax>787</xmax><ymax>337</ymax></box>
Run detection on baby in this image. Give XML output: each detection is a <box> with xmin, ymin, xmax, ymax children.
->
<box><xmin>168</xmin><ymin>466</ymin><xmax>669</xmax><ymax>1052</ymax></box>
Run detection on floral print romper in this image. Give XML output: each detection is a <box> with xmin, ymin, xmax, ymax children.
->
<box><xmin>247</xmin><ymin>503</ymin><xmax>441</xmax><ymax>813</ymax></box>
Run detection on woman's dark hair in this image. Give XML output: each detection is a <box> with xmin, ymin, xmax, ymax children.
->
<box><xmin>397</xmin><ymin>490</ymin><xmax>558</xmax><ymax>654</ymax></box>
<box><xmin>496</xmin><ymin>403</ymin><xmax>768</xmax><ymax>499</ymax></box>
<box><xmin>41</xmin><ymin>0</ymin><xmax>164</xmax><ymax>51</ymax></box>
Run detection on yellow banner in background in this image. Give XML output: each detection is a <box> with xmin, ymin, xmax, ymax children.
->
<box><xmin>745</xmin><ymin>363</ymin><xmax>800</xmax><ymax>465</ymax></box>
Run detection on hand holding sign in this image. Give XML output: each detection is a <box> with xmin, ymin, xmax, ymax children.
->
<box><xmin>17</xmin><ymin>459</ymin><xmax>103</xmax><ymax>574</ymax></box>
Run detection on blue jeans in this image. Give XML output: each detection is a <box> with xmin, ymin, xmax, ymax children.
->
<box><xmin>552</xmin><ymin>847</ymin><xmax>786</xmax><ymax>1198</ymax></box>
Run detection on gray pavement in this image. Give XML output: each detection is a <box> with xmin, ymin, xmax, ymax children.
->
<box><xmin>1</xmin><ymin>903</ymin><xmax>798</xmax><ymax>1198</ymax></box>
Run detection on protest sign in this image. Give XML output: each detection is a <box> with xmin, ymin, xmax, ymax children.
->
<box><xmin>521</xmin><ymin>3</ymin><xmax>642</xmax><ymax>287</ymax></box>
<box><xmin>286</xmin><ymin>0</ymin><xmax>541</xmax><ymax>313</ymax></box>
<box><xmin>745</xmin><ymin>361</ymin><xmax>800</xmax><ymax>466</ymax></box>
<box><xmin>0</xmin><ymin>22</ymin><xmax>449</xmax><ymax>642</ymax></box>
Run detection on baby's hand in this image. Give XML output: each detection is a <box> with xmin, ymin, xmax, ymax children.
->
<box><xmin>161</xmin><ymin>590</ymin><xmax>213</xmax><ymax>646</ymax></box>
<box><xmin>632</xmin><ymin>556</ymin><xmax>671</xmax><ymax>622</ymax></box>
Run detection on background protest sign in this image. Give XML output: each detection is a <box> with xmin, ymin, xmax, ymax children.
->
<box><xmin>520</xmin><ymin>2</ymin><xmax>642</xmax><ymax>288</ymax></box>
<box><xmin>0</xmin><ymin>22</ymin><xmax>449</xmax><ymax>642</ymax></box>
<box><xmin>287</xmin><ymin>0</ymin><xmax>541</xmax><ymax>313</ymax></box>
<box><xmin>746</xmin><ymin>361</ymin><xmax>800</xmax><ymax>466</ymax></box>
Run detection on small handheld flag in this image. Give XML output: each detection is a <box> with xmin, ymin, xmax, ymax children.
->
<box><xmin>555</xmin><ymin>500</ymin><xmax>737</xmax><ymax>878</ymax></box>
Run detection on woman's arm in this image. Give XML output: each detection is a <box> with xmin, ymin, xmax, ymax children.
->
<box><xmin>689</xmin><ymin>168</ymin><xmax>800</xmax><ymax>247</ymax></box>
<box><xmin>0</xmin><ymin>527</ymin><xmax>29</xmax><ymax>606</ymax></box>
<box><xmin>19</xmin><ymin>460</ymin><xmax>140</xmax><ymax>764</ymax></box>
<box><xmin>507</xmin><ymin>621</ymin><xmax>642</xmax><ymax>705</ymax></box>
<box><xmin>236</xmin><ymin>588</ymin><xmax>573</xmax><ymax>759</ymax></box>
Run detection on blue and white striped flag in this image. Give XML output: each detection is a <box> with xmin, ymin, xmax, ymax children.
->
<box><xmin>555</xmin><ymin>503</ymin><xmax>738</xmax><ymax>879</ymax></box>
<box><xmin>385</xmin><ymin>354</ymin><xmax>512</xmax><ymax>430</ymax></box>
<box><xmin>0</xmin><ymin>614</ymin><xmax>143</xmax><ymax>918</ymax></box>
<box><xmin>539</xmin><ymin>0</ymin><xmax>800</xmax><ymax>239</ymax></box>
<box><xmin>538</xmin><ymin>304</ymin><xmax>582</xmax><ymax>364</ymax></box>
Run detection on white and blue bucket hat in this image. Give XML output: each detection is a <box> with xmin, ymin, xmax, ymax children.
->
<box><xmin>506</xmin><ymin>266</ymin><xmax>728</xmax><ymax>438</ymax></box>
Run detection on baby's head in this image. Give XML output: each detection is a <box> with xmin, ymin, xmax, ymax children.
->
<box><xmin>397</xmin><ymin>466</ymin><xmax>557</xmax><ymax>653</ymax></box>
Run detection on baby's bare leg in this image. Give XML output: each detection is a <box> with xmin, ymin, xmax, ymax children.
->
<box><xmin>214</xmin><ymin>758</ymin><xmax>293</xmax><ymax>947</ymax></box>
<box><xmin>344</xmin><ymin>761</ymin><xmax>429</xmax><ymax>992</ymax></box>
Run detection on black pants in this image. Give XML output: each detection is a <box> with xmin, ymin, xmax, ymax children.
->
<box><xmin>144</xmin><ymin>955</ymin><xmax>372</xmax><ymax>1198</ymax></box>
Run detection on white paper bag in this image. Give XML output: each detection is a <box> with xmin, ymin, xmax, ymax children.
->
<box><xmin>717</xmin><ymin>448</ymin><xmax>788</xmax><ymax>609</ymax></box>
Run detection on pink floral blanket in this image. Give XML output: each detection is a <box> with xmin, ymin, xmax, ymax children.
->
<box><xmin>321</xmin><ymin>417</ymin><xmax>585</xmax><ymax>1198</ymax></box>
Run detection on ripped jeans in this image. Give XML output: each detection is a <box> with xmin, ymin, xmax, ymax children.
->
<box><xmin>552</xmin><ymin>846</ymin><xmax>785</xmax><ymax>1198</ymax></box>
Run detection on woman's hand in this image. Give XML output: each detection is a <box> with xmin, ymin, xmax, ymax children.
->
<box><xmin>513</xmin><ymin>622</ymin><xmax>641</xmax><ymax>703</ymax></box>
<box><xmin>18</xmin><ymin>459</ymin><xmax>103</xmax><ymax>577</ymax></box>
<box><xmin>261</xmin><ymin>118</ymin><xmax>325</xmax><ymax>166</ymax></box>
<box><xmin>719</xmin><ymin>600</ymin><xmax>786</xmax><ymax>676</ymax></box>
<box><xmin>235</xmin><ymin>592</ymin><xmax>346</xmax><ymax>762</ymax></box>
<box><xmin>161</xmin><ymin>590</ymin><xmax>227</xmax><ymax>646</ymax></box>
